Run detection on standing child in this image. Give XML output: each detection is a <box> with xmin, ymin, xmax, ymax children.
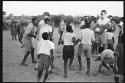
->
<box><xmin>107</xmin><ymin>28</ymin><xmax>115</xmax><ymax>50</ymax></box>
<box><xmin>60</xmin><ymin>24</ymin><xmax>76</xmax><ymax>78</ymax></box>
<box><xmin>36</xmin><ymin>32</ymin><xmax>55</xmax><ymax>82</ymax></box>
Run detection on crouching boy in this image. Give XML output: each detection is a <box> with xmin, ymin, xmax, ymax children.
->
<box><xmin>36</xmin><ymin>32</ymin><xmax>55</xmax><ymax>82</ymax></box>
<box><xmin>95</xmin><ymin>45</ymin><xmax>117</xmax><ymax>74</ymax></box>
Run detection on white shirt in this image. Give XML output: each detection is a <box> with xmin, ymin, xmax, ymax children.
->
<box><xmin>97</xmin><ymin>17</ymin><xmax>110</xmax><ymax>25</ymax></box>
<box><xmin>101</xmin><ymin>49</ymin><xmax>115</xmax><ymax>64</ymax></box>
<box><xmin>62</xmin><ymin>32</ymin><xmax>76</xmax><ymax>45</ymax></box>
<box><xmin>38</xmin><ymin>24</ymin><xmax>52</xmax><ymax>40</ymax></box>
<box><xmin>36</xmin><ymin>39</ymin><xmax>55</xmax><ymax>56</ymax></box>
<box><xmin>80</xmin><ymin>20</ymin><xmax>85</xmax><ymax>27</ymax></box>
<box><xmin>107</xmin><ymin>32</ymin><xmax>114</xmax><ymax>40</ymax></box>
<box><xmin>24</xmin><ymin>23</ymin><xmax>37</xmax><ymax>39</ymax></box>
<box><xmin>60</xmin><ymin>21</ymin><xmax>66</xmax><ymax>31</ymax></box>
<box><xmin>78</xmin><ymin>28</ymin><xmax>95</xmax><ymax>45</ymax></box>
<box><xmin>70</xmin><ymin>23</ymin><xmax>74</xmax><ymax>31</ymax></box>
<box><xmin>119</xmin><ymin>21</ymin><xmax>123</xmax><ymax>26</ymax></box>
<box><xmin>38</xmin><ymin>20</ymin><xmax>45</xmax><ymax>28</ymax></box>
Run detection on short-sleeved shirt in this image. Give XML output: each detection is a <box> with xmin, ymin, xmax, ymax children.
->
<box><xmin>39</xmin><ymin>20</ymin><xmax>45</xmax><ymax>27</ymax></box>
<box><xmin>36</xmin><ymin>39</ymin><xmax>55</xmax><ymax>56</ymax></box>
<box><xmin>38</xmin><ymin>24</ymin><xmax>52</xmax><ymax>40</ymax></box>
<box><xmin>101</xmin><ymin>49</ymin><xmax>114</xmax><ymax>63</ymax></box>
<box><xmin>78</xmin><ymin>28</ymin><xmax>95</xmax><ymax>45</ymax></box>
<box><xmin>62</xmin><ymin>32</ymin><xmax>76</xmax><ymax>45</ymax></box>
<box><xmin>97</xmin><ymin>17</ymin><xmax>110</xmax><ymax>25</ymax></box>
<box><xmin>23</xmin><ymin>23</ymin><xmax>37</xmax><ymax>39</ymax></box>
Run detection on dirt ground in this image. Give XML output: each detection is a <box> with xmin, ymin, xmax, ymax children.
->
<box><xmin>3</xmin><ymin>27</ymin><xmax>115</xmax><ymax>82</ymax></box>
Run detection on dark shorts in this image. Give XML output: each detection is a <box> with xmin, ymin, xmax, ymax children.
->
<box><xmin>38</xmin><ymin>54</ymin><xmax>51</xmax><ymax>71</ymax></box>
<box><xmin>63</xmin><ymin>45</ymin><xmax>74</xmax><ymax>61</ymax></box>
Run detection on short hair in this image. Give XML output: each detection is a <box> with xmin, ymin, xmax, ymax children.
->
<box><xmin>101</xmin><ymin>10</ymin><xmax>107</xmax><ymax>14</ymax></box>
<box><xmin>84</xmin><ymin>20</ymin><xmax>91</xmax><ymax>28</ymax></box>
<box><xmin>42</xmin><ymin>32</ymin><xmax>48</xmax><ymax>40</ymax></box>
<box><xmin>32</xmin><ymin>17</ymin><xmax>37</xmax><ymax>22</ymax></box>
<box><xmin>44</xmin><ymin>18</ymin><xmax>50</xmax><ymax>24</ymax></box>
<box><xmin>109</xmin><ymin>15</ymin><xmax>112</xmax><ymax>18</ymax></box>
<box><xmin>107</xmin><ymin>44</ymin><xmax>114</xmax><ymax>51</ymax></box>
<box><xmin>66</xmin><ymin>24</ymin><xmax>73</xmax><ymax>33</ymax></box>
<box><xmin>107</xmin><ymin>28</ymin><xmax>113</xmax><ymax>32</ymax></box>
<box><xmin>98</xmin><ymin>47</ymin><xmax>105</xmax><ymax>53</ymax></box>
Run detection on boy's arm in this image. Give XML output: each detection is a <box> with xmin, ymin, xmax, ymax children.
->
<box><xmin>112</xmin><ymin>37</ymin><xmax>115</xmax><ymax>43</ymax></box>
<box><xmin>74</xmin><ymin>39</ymin><xmax>80</xmax><ymax>46</ymax></box>
<box><xmin>50</xmin><ymin>49</ymin><xmax>53</xmax><ymax>57</ymax></box>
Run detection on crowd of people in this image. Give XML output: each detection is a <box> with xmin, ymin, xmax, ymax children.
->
<box><xmin>8</xmin><ymin>10</ymin><xmax>124</xmax><ymax>82</ymax></box>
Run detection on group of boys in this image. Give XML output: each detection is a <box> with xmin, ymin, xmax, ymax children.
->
<box><xmin>19</xmin><ymin>10</ymin><xmax>123</xmax><ymax>82</ymax></box>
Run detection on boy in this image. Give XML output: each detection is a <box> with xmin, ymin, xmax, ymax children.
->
<box><xmin>60</xmin><ymin>24</ymin><xmax>76</xmax><ymax>78</ymax></box>
<box><xmin>36</xmin><ymin>32</ymin><xmax>55</xmax><ymax>82</ymax></box>
<box><xmin>74</xmin><ymin>20</ymin><xmax>95</xmax><ymax>76</ymax></box>
<box><xmin>95</xmin><ymin>45</ymin><xmax>117</xmax><ymax>74</ymax></box>
<box><xmin>106</xmin><ymin>28</ymin><xmax>115</xmax><ymax>50</ymax></box>
<box><xmin>20</xmin><ymin>17</ymin><xmax>38</xmax><ymax>66</ymax></box>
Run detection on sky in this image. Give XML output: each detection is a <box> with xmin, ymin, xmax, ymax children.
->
<box><xmin>3</xmin><ymin>1</ymin><xmax>124</xmax><ymax>17</ymax></box>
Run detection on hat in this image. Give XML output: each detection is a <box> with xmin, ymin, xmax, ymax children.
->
<box><xmin>44</xmin><ymin>16</ymin><xmax>50</xmax><ymax>20</ymax></box>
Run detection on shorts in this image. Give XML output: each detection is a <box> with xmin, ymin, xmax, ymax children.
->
<box><xmin>38</xmin><ymin>54</ymin><xmax>51</xmax><ymax>71</ymax></box>
<box><xmin>77</xmin><ymin>43</ymin><xmax>92</xmax><ymax>58</ymax></box>
<box><xmin>22</xmin><ymin>37</ymin><xmax>34</xmax><ymax>52</ymax></box>
<box><xmin>103</xmin><ymin>57</ymin><xmax>115</xmax><ymax>64</ymax></box>
<box><xmin>63</xmin><ymin>45</ymin><xmax>74</xmax><ymax>61</ymax></box>
<box><xmin>95</xmin><ymin>33</ymin><xmax>107</xmax><ymax>44</ymax></box>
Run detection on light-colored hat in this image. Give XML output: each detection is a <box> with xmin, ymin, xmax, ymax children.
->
<box><xmin>44</xmin><ymin>16</ymin><xmax>50</xmax><ymax>20</ymax></box>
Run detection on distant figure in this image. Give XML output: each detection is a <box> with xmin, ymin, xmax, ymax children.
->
<box><xmin>10</xmin><ymin>20</ymin><xmax>17</xmax><ymax>40</ymax></box>
<box><xmin>18</xmin><ymin>24</ymin><xmax>25</xmax><ymax>48</ymax></box>
<box><xmin>58</xmin><ymin>19</ymin><xmax>66</xmax><ymax>45</ymax></box>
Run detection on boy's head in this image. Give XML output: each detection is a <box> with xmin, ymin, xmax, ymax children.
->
<box><xmin>42</xmin><ymin>32</ymin><xmax>48</xmax><ymax>40</ymax></box>
<box><xmin>44</xmin><ymin>17</ymin><xmax>51</xmax><ymax>24</ymax></box>
<box><xmin>98</xmin><ymin>46</ymin><xmax>105</xmax><ymax>54</ymax></box>
<box><xmin>107</xmin><ymin>28</ymin><xmax>113</xmax><ymax>32</ymax></box>
<box><xmin>66</xmin><ymin>24</ymin><xmax>73</xmax><ymax>33</ymax></box>
<box><xmin>107</xmin><ymin>44</ymin><xmax>114</xmax><ymax>51</ymax></box>
<box><xmin>85</xmin><ymin>20</ymin><xmax>91</xmax><ymax>28</ymax></box>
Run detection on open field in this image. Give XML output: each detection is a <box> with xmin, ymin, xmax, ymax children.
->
<box><xmin>3</xmin><ymin>26</ymin><xmax>115</xmax><ymax>82</ymax></box>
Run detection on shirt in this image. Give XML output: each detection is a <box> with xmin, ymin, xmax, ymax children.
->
<box><xmin>23</xmin><ymin>23</ymin><xmax>37</xmax><ymax>39</ymax></box>
<box><xmin>97</xmin><ymin>17</ymin><xmax>110</xmax><ymax>25</ymax></box>
<box><xmin>38</xmin><ymin>23</ymin><xmax>52</xmax><ymax>40</ymax></box>
<box><xmin>80</xmin><ymin>20</ymin><xmax>85</xmax><ymax>27</ymax></box>
<box><xmin>60</xmin><ymin>21</ymin><xmax>66</xmax><ymax>31</ymax></box>
<box><xmin>62</xmin><ymin>32</ymin><xmax>76</xmax><ymax>45</ymax></box>
<box><xmin>101</xmin><ymin>49</ymin><xmax>115</xmax><ymax>64</ymax></box>
<box><xmin>36</xmin><ymin>39</ymin><xmax>55</xmax><ymax>56</ymax></box>
<box><xmin>90</xmin><ymin>21</ymin><xmax>97</xmax><ymax>30</ymax></box>
<box><xmin>107</xmin><ymin>32</ymin><xmax>114</xmax><ymax>40</ymax></box>
<box><xmin>78</xmin><ymin>28</ymin><xmax>95</xmax><ymax>45</ymax></box>
<box><xmin>70</xmin><ymin>23</ymin><xmax>74</xmax><ymax>31</ymax></box>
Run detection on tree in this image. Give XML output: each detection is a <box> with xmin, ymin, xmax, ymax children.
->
<box><xmin>3</xmin><ymin>11</ymin><xmax>6</xmax><ymax>15</ymax></box>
